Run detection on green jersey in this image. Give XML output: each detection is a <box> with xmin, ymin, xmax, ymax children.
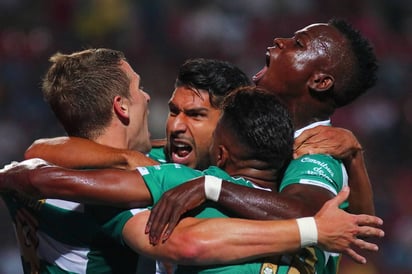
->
<box><xmin>1</xmin><ymin>194</ymin><xmax>138</xmax><ymax>274</ymax></box>
<box><xmin>136</xmin><ymin>164</ymin><xmax>269</xmax><ymax>273</ymax></box>
<box><xmin>0</xmin><ymin>149</ymin><xmax>163</xmax><ymax>273</ymax></box>
<box><xmin>278</xmin><ymin>120</ymin><xmax>349</xmax><ymax>274</ymax></box>
<box><xmin>147</xmin><ymin>146</ymin><xmax>168</xmax><ymax>164</ymax></box>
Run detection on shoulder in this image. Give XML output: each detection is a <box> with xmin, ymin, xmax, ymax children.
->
<box><xmin>287</xmin><ymin>154</ymin><xmax>342</xmax><ymax>171</ymax></box>
<box><xmin>147</xmin><ymin>147</ymin><xmax>167</xmax><ymax>164</ymax></box>
<box><xmin>280</xmin><ymin>154</ymin><xmax>346</xmax><ymax>194</ymax></box>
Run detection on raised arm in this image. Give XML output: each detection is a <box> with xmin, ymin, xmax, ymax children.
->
<box><xmin>294</xmin><ymin>125</ymin><xmax>375</xmax><ymax>215</ymax></box>
<box><xmin>124</xmin><ymin>187</ymin><xmax>384</xmax><ymax>265</ymax></box>
<box><xmin>25</xmin><ymin>136</ymin><xmax>157</xmax><ymax>170</ymax></box>
<box><xmin>0</xmin><ymin>158</ymin><xmax>152</xmax><ymax>208</ymax></box>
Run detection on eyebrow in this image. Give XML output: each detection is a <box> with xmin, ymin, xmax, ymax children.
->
<box><xmin>294</xmin><ymin>31</ymin><xmax>310</xmax><ymax>39</ymax></box>
<box><xmin>168</xmin><ymin>103</ymin><xmax>210</xmax><ymax>112</ymax></box>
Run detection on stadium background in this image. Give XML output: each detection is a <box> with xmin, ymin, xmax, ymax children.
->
<box><xmin>0</xmin><ymin>1</ymin><xmax>410</xmax><ymax>273</ymax></box>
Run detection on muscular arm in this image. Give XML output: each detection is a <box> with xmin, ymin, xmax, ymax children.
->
<box><xmin>146</xmin><ymin>177</ymin><xmax>335</xmax><ymax>243</ymax></box>
<box><xmin>0</xmin><ymin>159</ymin><xmax>152</xmax><ymax>208</ymax></box>
<box><xmin>342</xmin><ymin>150</ymin><xmax>374</xmax><ymax>215</ymax></box>
<box><xmin>146</xmin><ymin>126</ymin><xmax>366</xmax><ymax>239</ymax></box>
<box><xmin>294</xmin><ymin>126</ymin><xmax>375</xmax><ymax>215</ymax></box>
<box><xmin>25</xmin><ymin>136</ymin><xmax>157</xmax><ymax>170</ymax></box>
<box><xmin>125</xmin><ymin>211</ymin><xmax>302</xmax><ymax>265</ymax></box>
<box><xmin>221</xmin><ymin>126</ymin><xmax>375</xmax><ymax>217</ymax></box>
<box><xmin>125</xmin><ymin>188</ymin><xmax>384</xmax><ymax>265</ymax></box>
<box><xmin>163</xmin><ymin>126</ymin><xmax>372</xmax><ymax>221</ymax></box>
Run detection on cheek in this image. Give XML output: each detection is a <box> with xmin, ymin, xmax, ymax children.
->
<box><xmin>192</xmin><ymin>124</ymin><xmax>214</xmax><ymax>146</ymax></box>
<box><xmin>194</xmin><ymin>121</ymin><xmax>215</xmax><ymax>135</ymax></box>
<box><xmin>165</xmin><ymin>119</ymin><xmax>172</xmax><ymax>133</ymax></box>
<box><xmin>165</xmin><ymin>116</ymin><xmax>179</xmax><ymax>134</ymax></box>
<box><xmin>293</xmin><ymin>54</ymin><xmax>315</xmax><ymax>72</ymax></box>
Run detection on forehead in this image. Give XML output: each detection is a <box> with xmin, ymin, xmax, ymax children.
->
<box><xmin>296</xmin><ymin>23</ymin><xmax>344</xmax><ymax>44</ymax></box>
<box><xmin>169</xmin><ymin>86</ymin><xmax>214</xmax><ymax>109</ymax></box>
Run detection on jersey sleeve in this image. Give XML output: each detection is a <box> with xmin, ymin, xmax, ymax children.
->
<box><xmin>147</xmin><ymin>147</ymin><xmax>168</xmax><ymax>164</ymax></box>
<box><xmin>99</xmin><ymin>164</ymin><xmax>202</xmax><ymax>245</ymax></box>
<box><xmin>279</xmin><ymin>154</ymin><xmax>348</xmax><ymax>196</ymax></box>
<box><xmin>136</xmin><ymin>163</ymin><xmax>203</xmax><ymax>204</ymax></box>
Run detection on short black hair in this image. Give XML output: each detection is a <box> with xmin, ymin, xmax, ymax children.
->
<box><xmin>175</xmin><ymin>58</ymin><xmax>252</xmax><ymax>109</ymax></box>
<box><xmin>221</xmin><ymin>86</ymin><xmax>294</xmax><ymax>177</ymax></box>
<box><xmin>329</xmin><ymin>19</ymin><xmax>378</xmax><ymax>106</ymax></box>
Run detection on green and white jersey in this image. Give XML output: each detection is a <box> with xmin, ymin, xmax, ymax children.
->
<box><xmin>136</xmin><ymin>164</ymin><xmax>269</xmax><ymax>273</ymax></box>
<box><xmin>0</xmin><ymin>149</ymin><xmax>171</xmax><ymax>274</ymax></box>
<box><xmin>1</xmin><ymin>193</ymin><xmax>140</xmax><ymax>274</ymax></box>
<box><xmin>0</xmin><ymin>148</ymin><xmax>165</xmax><ymax>274</ymax></box>
<box><xmin>147</xmin><ymin>146</ymin><xmax>168</xmax><ymax>164</ymax></box>
<box><xmin>279</xmin><ymin>120</ymin><xmax>349</xmax><ymax>274</ymax></box>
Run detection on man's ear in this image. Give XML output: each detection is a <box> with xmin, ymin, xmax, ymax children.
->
<box><xmin>216</xmin><ymin>145</ymin><xmax>228</xmax><ymax>168</ymax></box>
<box><xmin>113</xmin><ymin>96</ymin><xmax>130</xmax><ymax>124</ymax></box>
<box><xmin>307</xmin><ymin>72</ymin><xmax>334</xmax><ymax>92</ymax></box>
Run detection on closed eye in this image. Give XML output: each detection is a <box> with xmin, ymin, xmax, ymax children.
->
<box><xmin>186</xmin><ymin>110</ymin><xmax>207</xmax><ymax>119</ymax></box>
<box><xmin>295</xmin><ymin>38</ymin><xmax>304</xmax><ymax>47</ymax></box>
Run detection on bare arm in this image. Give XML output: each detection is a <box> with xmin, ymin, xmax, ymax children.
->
<box><xmin>146</xmin><ymin>178</ymin><xmax>332</xmax><ymax>243</ymax></box>
<box><xmin>342</xmin><ymin>150</ymin><xmax>374</xmax><ymax>215</ymax></box>
<box><xmin>146</xmin><ymin>126</ymin><xmax>373</xmax><ymax>241</ymax></box>
<box><xmin>294</xmin><ymin>126</ymin><xmax>375</xmax><ymax>215</ymax></box>
<box><xmin>0</xmin><ymin>158</ymin><xmax>152</xmax><ymax>208</ymax></box>
<box><xmin>25</xmin><ymin>136</ymin><xmax>157</xmax><ymax>170</ymax></box>
<box><xmin>124</xmin><ymin>188</ymin><xmax>384</xmax><ymax>265</ymax></box>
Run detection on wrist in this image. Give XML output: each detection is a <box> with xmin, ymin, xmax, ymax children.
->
<box><xmin>296</xmin><ymin>217</ymin><xmax>318</xmax><ymax>247</ymax></box>
<box><xmin>204</xmin><ymin>175</ymin><xmax>222</xmax><ymax>202</ymax></box>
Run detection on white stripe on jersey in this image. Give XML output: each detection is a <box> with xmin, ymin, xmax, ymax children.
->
<box><xmin>45</xmin><ymin>199</ymin><xmax>85</xmax><ymax>212</ymax></box>
<box><xmin>37</xmin><ymin>231</ymin><xmax>89</xmax><ymax>273</ymax></box>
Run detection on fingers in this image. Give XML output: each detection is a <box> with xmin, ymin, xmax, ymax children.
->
<box><xmin>355</xmin><ymin>214</ymin><xmax>383</xmax><ymax>227</ymax></box>
<box><xmin>146</xmin><ymin>196</ymin><xmax>186</xmax><ymax>245</ymax></box>
<box><xmin>355</xmin><ymin>224</ymin><xmax>384</xmax><ymax>239</ymax></box>
<box><xmin>147</xmin><ymin>203</ymin><xmax>171</xmax><ymax>245</ymax></box>
<box><xmin>161</xmin><ymin>218</ymin><xmax>180</xmax><ymax>243</ymax></box>
<box><xmin>351</xmin><ymin>237</ymin><xmax>379</xmax><ymax>252</ymax></box>
<box><xmin>343</xmin><ymin>220</ymin><xmax>384</xmax><ymax>264</ymax></box>
<box><xmin>328</xmin><ymin>186</ymin><xmax>350</xmax><ymax>206</ymax></box>
<box><xmin>3</xmin><ymin>161</ymin><xmax>19</xmax><ymax>170</ymax></box>
<box><xmin>344</xmin><ymin>248</ymin><xmax>367</xmax><ymax>264</ymax></box>
<box><xmin>293</xmin><ymin>126</ymin><xmax>361</xmax><ymax>159</ymax></box>
<box><xmin>344</xmin><ymin>232</ymin><xmax>383</xmax><ymax>264</ymax></box>
<box><xmin>294</xmin><ymin>126</ymin><xmax>323</xmax><ymax>148</ymax></box>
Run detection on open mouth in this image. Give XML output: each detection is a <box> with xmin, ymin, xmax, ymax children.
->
<box><xmin>252</xmin><ymin>51</ymin><xmax>270</xmax><ymax>83</ymax></box>
<box><xmin>170</xmin><ymin>140</ymin><xmax>193</xmax><ymax>164</ymax></box>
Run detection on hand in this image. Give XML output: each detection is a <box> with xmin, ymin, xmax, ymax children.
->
<box><xmin>146</xmin><ymin>177</ymin><xmax>206</xmax><ymax>245</ymax></box>
<box><xmin>294</xmin><ymin>126</ymin><xmax>362</xmax><ymax>159</ymax></box>
<box><xmin>315</xmin><ymin>187</ymin><xmax>384</xmax><ymax>264</ymax></box>
<box><xmin>0</xmin><ymin>158</ymin><xmax>50</xmax><ymax>195</ymax></box>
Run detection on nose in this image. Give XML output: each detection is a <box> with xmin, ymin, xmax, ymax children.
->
<box><xmin>273</xmin><ymin>38</ymin><xmax>285</xmax><ymax>49</ymax></box>
<box><xmin>169</xmin><ymin>113</ymin><xmax>187</xmax><ymax>133</ymax></box>
<box><xmin>142</xmin><ymin>90</ymin><xmax>151</xmax><ymax>102</ymax></box>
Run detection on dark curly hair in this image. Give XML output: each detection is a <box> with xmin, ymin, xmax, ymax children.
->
<box><xmin>329</xmin><ymin>19</ymin><xmax>378</xmax><ymax>107</ymax></box>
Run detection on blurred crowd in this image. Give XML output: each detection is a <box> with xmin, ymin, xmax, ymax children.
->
<box><xmin>0</xmin><ymin>0</ymin><xmax>411</xmax><ymax>273</ymax></box>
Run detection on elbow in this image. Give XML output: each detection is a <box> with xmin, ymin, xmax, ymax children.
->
<box><xmin>24</xmin><ymin>142</ymin><xmax>38</xmax><ymax>160</ymax></box>
<box><xmin>167</xmin><ymin>229</ymin><xmax>209</xmax><ymax>264</ymax></box>
<box><xmin>25</xmin><ymin>139</ymin><xmax>48</xmax><ymax>160</ymax></box>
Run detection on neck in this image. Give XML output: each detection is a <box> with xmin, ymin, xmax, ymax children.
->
<box><xmin>93</xmin><ymin>124</ymin><xmax>129</xmax><ymax>149</ymax></box>
<box><xmin>283</xmin><ymin>98</ymin><xmax>334</xmax><ymax>130</ymax></box>
<box><xmin>226</xmin><ymin>161</ymin><xmax>279</xmax><ymax>191</ymax></box>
